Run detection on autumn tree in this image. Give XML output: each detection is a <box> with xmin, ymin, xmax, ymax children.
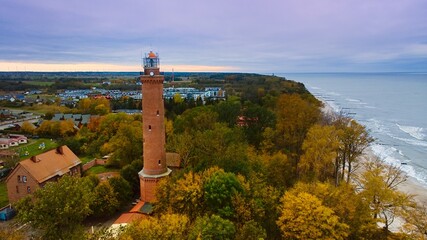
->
<box><xmin>402</xmin><ymin>203</ymin><xmax>427</xmax><ymax>239</ymax></box>
<box><xmin>77</xmin><ymin>97</ymin><xmax>111</xmax><ymax>115</ymax></box>
<box><xmin>275</xmin><ymin>94</ymin><xmax>321</xmax><ymax>158</ymax></box>
<box><xmin>156</xmin><ymin>171</ymin><xmax>204</xmax><ymax>221</ymax></box>
<box><xmin>299</xmin><ymin>124</ymin><xmax>339</xmax><ymax>182</ymax></box>
<box><xmin>357</xmin><ymin>158</ymin><xmax>412</xmax><ymax>232</ymax></box>
<box><xmin>101</xmin><ymin>120</ymin><xmax>143</xmax><ymax>167</ymax></box>
<box><xmin>120</xmin><ymin>214</ymin><xmax>190</xmax><ymax>239</ymax></box>
<box><xmin>335</xmin><ymin>117</ymin><xmax>374</xmax><ymax>184</ymax></box>
<box><xmin>260</xmin><ymin>152</ymin><xmax>295</xmax><ymax>190</ymax></box>
<box><xmin>277</xmin><ymin>191</ymin><xmax>349</xmax><ymax>240</ymax></box>
<box><xmin>288</xmin><ymin>182</ymin><xmax>376</xmax><ymax>239</ymax></box>
<box><xmin>20</xmin><ymin>121</ymin><xmax>35</xmax><ymax>135</ymax></box>
<box><xmin>15</xmin><ymin>175</ymin><xmax>92</xmax><ymax>240</ymax></box>
<box><xmin>90</xmin><ymin>182</ymin><xmax>120</xmax><ymax>218</ymax></box>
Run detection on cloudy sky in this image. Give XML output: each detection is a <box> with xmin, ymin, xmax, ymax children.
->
<box><xmin>1</xmin><ymin>0</ymin><xmax>426</xmax><ymax>73</ymax></box>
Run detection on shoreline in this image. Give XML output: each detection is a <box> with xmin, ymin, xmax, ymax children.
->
<box><xmin>320</xmin><ymin>99</ymin><xmax>427</xmax><ymax>207</ymax></box>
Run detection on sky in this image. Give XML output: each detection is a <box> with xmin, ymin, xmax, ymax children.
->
<box><xmin>0</xmin><ymin>0</ymin><xmax>427</xmax><ymax>73</ymax></box>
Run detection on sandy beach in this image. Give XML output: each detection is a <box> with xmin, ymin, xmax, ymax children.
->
<box><xmin>321</xmin><ymin>99</ymin><xmax>427</xmax><ymax>232</ymax></box>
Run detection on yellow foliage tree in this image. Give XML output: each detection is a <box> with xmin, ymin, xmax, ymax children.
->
<box><xmin>277</xmin><ymin>191</ymin><xmax>349</xmax><ymax>240</ymax></box>
<box><xmin>20</xmin><ymin>121</ymin><xmax>35</xmax><ymax>135</ymax></box>
<box><xmin>120</xmin><ymin>214</ymin><xmax>189</xmax><ymax>239</ymax></box>
<box><xmin>299</xmin><ymin>124</ymin><xmax>339</xmax><ymax>181</ymax></box>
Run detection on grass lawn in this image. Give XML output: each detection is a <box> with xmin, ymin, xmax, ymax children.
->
<box><xmin>16</xmin><ymin>138</ymin><xmax>58</xmax><ymax>160</ymax></box>
<box><xmin>80</xmin><ymin>155</ymin><xmax>96</xmax><ymax>164</ymax></box>
<box><xmin>85</xmin><ymin>165</ymin><xmax>119</xmax><ymax>175</ymax></box>
<box><xmin>22</xmin><ymin>81</ymin><xmax>55</xmax><ymax>87</ymax></box>
<box><xmin>0</xmin><ymin>181</ymin><xmax>9</xmax><ymax>208</ymax></box>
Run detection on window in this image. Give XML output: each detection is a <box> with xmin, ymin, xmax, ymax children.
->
<box><xmin>156</xmin><ymin>110</ymin><xmax>160</xmax><ymax>116</ymax></box>
<box><xmin>158</xmin><ymin>160</ymin><xmax>161</xmax><ymax>165</ymax></box>
<box><xmin>16</xmin><ymin>186</ymin><xmax>19</xmax><ymax>193</ymax></box>
<box><xmin>27</xmin><ymin>186</ymin><xmax>31</xmax><ymax>193</ymax></box>
<box><xmin>148</xmin><ymin>125</ymin><xmax>152</xmax><ymax>131</ymax></box>
<box><xmin>22</xmin><ymin>176</ymin><xmax>27</xmax><ymax>183</ymax></box>
<box><xmin>17</xmin><ymin>175</ymin><xmax>21</xmax><ymax>182</ymax></box>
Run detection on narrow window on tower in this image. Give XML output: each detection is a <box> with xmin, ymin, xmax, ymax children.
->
<box><xmin>156</xmin><ymin>110</ymin><xmax>159</xmax><ymax>116</ymax></box>
<box><xmin>148</xmin><ymin>125</ymin><xmax>152</xmax><ymax>131</ymax></box>
<box><xmin>158</xmin><ymin>160</ymin><xmax>161</xmax><ymax>165</ymax></box>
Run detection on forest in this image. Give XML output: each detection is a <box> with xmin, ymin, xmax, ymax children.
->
<box><xmin>2</xmin><ymin>73</ymin><xmax>426</xmax><ymax>239</ymax></box>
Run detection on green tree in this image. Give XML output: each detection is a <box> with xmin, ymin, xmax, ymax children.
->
<box><xmin>189</xmin><ymin>215</ymin><xmax>236</xmax><ymax>240</ymax></box>
<box><xmin>240</xmin><ymin>103</ymin><xmax>276</xmax><ymax>149</ymax></box>
<box><xmin>277</xmin><ymin>191</ymin><xmax>349</xmax><ymax>240</ymax></box>
<box><xmin>203</xmin><ymin>169</ymin><xmax>244</xmax><ymax>218</ymax></box>
<box><xmin>235</xmin><ymin>220</ymin><xmax>267</xmax><ymax>240</ymax></box>
<box><xmin>15</xmin><ymin>175</ymin><xmax>92</xmax><ymax>240</ymax></box>
<box><xmin>90</xmin><ymin>182</ymin><xmax>120</xmax><ymax>217</ymax></box>
<box><xmin>102</xmin><ymin>120</ymin><xmax>143</xmax><ymax>167</ymax></box>
<box><xmin>120</xmin><ymin>160</ymin><xmax>143</xmax><ymax>196</ymax></box>
<box><xmin>108</xmin><ymin>176</ymin><xmax>133</xmax><ymax>207</ymax></box>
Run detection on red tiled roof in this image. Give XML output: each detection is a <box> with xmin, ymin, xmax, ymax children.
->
<box><xmin>18</xmin><ymin>145</ymin><xmax>81</xmax><ymax>183</ymax></box>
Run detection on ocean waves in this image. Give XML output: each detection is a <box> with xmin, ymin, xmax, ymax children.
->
<box><xmin>396</xmin><ymin>124</ymin><xmax>425</xmax><ymax>140</ymax></box>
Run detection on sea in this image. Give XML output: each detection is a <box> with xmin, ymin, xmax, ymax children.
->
<box><xmin>279</xmin><ymin>72</ymin><xmax>427</xmax><ymax>187</ymax></box>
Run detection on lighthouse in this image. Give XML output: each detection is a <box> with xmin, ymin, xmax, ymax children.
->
<box><xmin>139</xmin><ymin>51</ymin><xmax>171</xmax><ymax>202</ymax></box>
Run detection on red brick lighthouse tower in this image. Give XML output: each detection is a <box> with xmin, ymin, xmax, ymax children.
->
<box><xmin>139</xmin><ymin>51</ymin><xmax>171</xmax><ymax>202</ymax></box>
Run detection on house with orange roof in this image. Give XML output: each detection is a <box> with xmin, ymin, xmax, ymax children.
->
<box><xmin>6</xmin><ymin>145</ymin><xmax>82</xmax><ymax>203</ymax></box>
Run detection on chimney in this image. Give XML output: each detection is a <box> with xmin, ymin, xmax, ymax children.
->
<box><xmin>31</xmin><ymin>156</ymin><xmax>40</xmax><ymax>163</ymax></box>
<box><xmin>56</xmin><ymin>146</ymin><xmax>64</xmax><ymax>155</ymax></box>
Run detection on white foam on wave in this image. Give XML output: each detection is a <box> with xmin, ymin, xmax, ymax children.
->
<box><xmin>365</xmin><ymin>118</ymin><xmax>390</xmax><ymax>135</ymax></box>
<box><xmin>364</xmin><ymin>105</ymin><xmax>377</xmax><ymax>109</ymax></box>
<box><xmin>391</xmin><ymin>136</ymin><xmax>427</xmax><ymax>148</ymax></box>
<box><xmin>346</xmin><ymin>98</ymin><xmax>361</xmax><ymax>103</ymax></box>
<box><xmin>371</xmin><ymin>144</ymin><xmax>427</xmax><ymax>185</ymax></box>
<box><xmin>396</xmin><ymin>123</ymin><xmax>425</xmax><ymax>140</ymax></box>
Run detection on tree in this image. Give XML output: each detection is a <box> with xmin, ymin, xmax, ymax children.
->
<box><xmin>155</xmin><ymin>171</ymin><xmax>205</xmax><ymax>220</ymax></box>
<box><xmin>90</xmin><ymin>182</ymin><xmax>120</xmax><ymax>217</ymax></box>
<box><xmin>15</xmin><ymin>175</ymin><xmax>92</xmax><ymax>240</ymax></box>
<box><xmin>335</xmin><ymin>117</ymin><xmax>374</xmax><ymax>184</ymax></box>
<box><xmin>173</xmin><ymin>106</ymin><xmax>218</xmax><ymax>134</ymax></box>
<box><xmin>240</xmin><ymin>103</ymin><xmax>275</xmax><ymax>149</ymax></box>
<box><xmin>108</xmin><ymin>176</ymin><xmax>132</xmax><ymax>207</ymax></box>
<box><xmin>120</xmin><ymin>160</ymin><xmax>143</xmax><ymax>196</ymax></box>
<box><xmin>402</xmin><ymin>203</ymin><xmax>427</xmax><ymax>240</ymax></box>
<box><xmin>101</xmin><ymin>121</ymin><xmax>143</xmax><ymax>167</ymax></box>
<box><xmin>299</xmin><ymin>124</ymin><xmax>339</xmax><ymax>182</ymax></box>
<box><xmin>277</xmin><ymin>191</ymin><xmax>349</xmax><ymax>240</ymax></box>
<box><xmin>121</xmin><ymin>214</ymin><xmax>190</xmax><ymax>239</ymax></box>
<box><xmin>275</xmin><ymin>94</ymin><xmax>321</xmax><ymax>157</ymax></box>
<box><xmin>261</xmin><ymin>152</ymin><xmax>295</xmax><ymax>190</ymax></box>
<box><xmin>20</xmin><ymin>121</ymin><xmax>35</xmax><ymax>135</ymax></box>
<box><xmin>189</xmin><ymin>215</ymin><xmax>236</xmax><ymax>240</ymax></box>
<box><xmin>203</xmin><ymin>169</ymin><xmax>244</xmax><ymax>218</ymax></box>
<box><xmin>357</xmin><ymin>158</ymin><xmax>412</xmax><ymax>232</ymax></box>
<box><xmin>235</xmin><ymin>220</ymin><xmax>267</xmax><ymax>240</ymax></box>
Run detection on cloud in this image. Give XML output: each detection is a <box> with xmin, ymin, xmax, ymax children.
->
<box><xmin>1</xmin><ymin>0</ymin><xmax>427</xmax><ymax>72</ymax></box>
